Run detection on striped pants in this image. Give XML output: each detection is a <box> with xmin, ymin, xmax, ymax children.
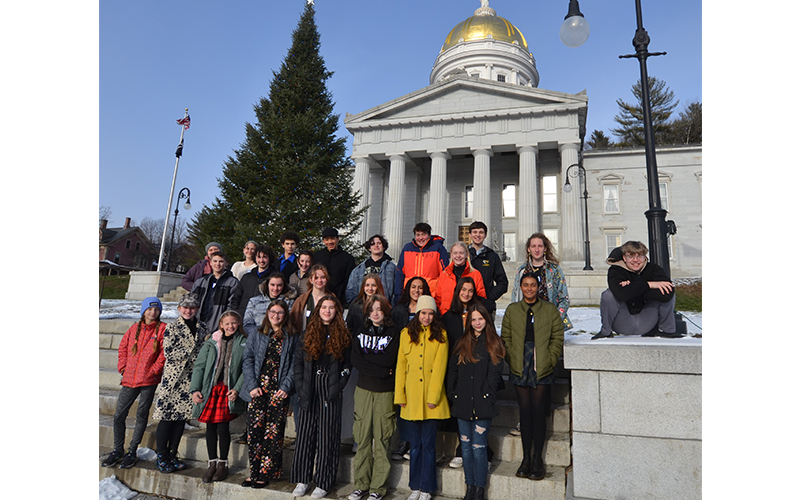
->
<box><xmin>290</xmin><ymin>370</ymin><xmax>343</xmax><ymax>492</ymax></box>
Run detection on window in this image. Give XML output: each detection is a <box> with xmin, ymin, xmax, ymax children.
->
<box><xmin>542</xmin><ymin>175</ymin><xmax>558</xmax><ymax>213</ymax></box>
<box><xmin>659</xmin><ymin>181</ymin><xmax>670</xmax><ymax>211</ymax></box>
<box><xmin>606</xmin><ymin>234</ymin><xmax>621</xmax><ymax>256</ymax></box>
<box><xmin>603</xmin><ymin>184</ymin><xmax>620</xmax><ymax>213</ymax></box>
<box><xmin>543</xmin><ymin>229</ymin><xmax>560</xmax><ymax>255</ymax></box>
<box><xmin>458</xmin><ymin>226</ymin><xmax>471</xmax><ymax>243</ymax></box>
<box><xmin>497</xmin><ymin>74</ymin><xmax>506</xmax><ymax>82</ymax></box>
<box><xmin>502</xmin><ymin>184</ymin><xmax>516</xmax><ymax>217</ymax></box>
<box><xmin>114</xmin><ymin>253</ymin><xmax>121</xmax><ymax>264</ymax></box>
<box><xmin>135</xmin><ymin>241</ymin><xmax>141</xmax><ymax>251</ymax></box>
<box><xmin>503</xmin><ymin>233</ymin><xmax>517</xmax><ymax>262</ymax></box>
<box><xmin>125</xmin><ymin>239</ymin><xmax>131</xmax><ymax>249</ymax></box>
<box><xmin>471</xmin><ymin>73</ymin><xmax>481</xmax><ymax>79</ymax></box>
<box><xmin>464</xmin><ymin>185</ymin><xmax>474</xmax><ymax>218</ymax></box>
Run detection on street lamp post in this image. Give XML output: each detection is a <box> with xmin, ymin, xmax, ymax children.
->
<box><xmin>561</xmin><ymin>0</ymin><xmax>685</xmax><ymax>334</ymax></box>
<box><xmin>165</xmin><ymin>187</ymin><xmax>191</xmax><ymax>273</ymax></box>
<box><xmin>564</xmin><ymin>163</ymin><xmax>593</xmax><ymax>271</ymax></box>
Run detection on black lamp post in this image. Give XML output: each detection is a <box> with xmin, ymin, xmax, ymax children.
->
<box><xmin>560</xmin><ymin>0</ymin><xmax>674</xmax><ymax>277</ymax></box>
<box><xmin>564</xmin><ymin>163</ymin><xmax>593</xmax><ymax>270</ymax></box>
<box><xmin>166</xmin><ymin>187</ymin><xmax>191</xmax><ymax>273</ymax></box>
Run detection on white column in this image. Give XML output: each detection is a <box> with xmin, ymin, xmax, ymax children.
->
<box><xmin>559</xmin><ymin>143</ymin><xmax>582</xmax><ymax>264</ymax></box>
<box><xmin>517</xmin><ymin>145</ymin><xmax>538</xmax><ymax>251</ymax></box>
<box><xmin>386</xmin><ymin>154</ymin><xmax>408</xmax><ymax>259</ymax></box>
<box><xmin>472</xmin><ymin>148</ymin><xmax>493</xmax><ymax>236</ymax></box>
<box><xmin>428</xmin><ymin>151</ymin><xmax>449</xmax><ymax>236</ymax></box>
<box><xmin>353</xmin><ymin>156</ymin><xmax>372</xmax><ymax>243</ymax></box>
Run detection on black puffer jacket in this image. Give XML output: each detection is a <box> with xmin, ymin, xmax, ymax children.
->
<box><xmin>606</xmin><ymin>246</ymin><xmax>674</xmax><ymax>315</ymax></box>
<box><xmin>446</xmin><ymin>333</ymin><xmax>504</xmax><ymax>421</ymax></box>
<box><xmin>293</xmin><ymin>332</ymin><xmax>352</xmax><ymax>409</ymax></box>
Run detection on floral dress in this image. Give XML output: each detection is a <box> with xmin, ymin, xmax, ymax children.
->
<box><xmin>247</xmin><ymin>335</ymin><xmax>289</xmax><ymax>481</ymax></box>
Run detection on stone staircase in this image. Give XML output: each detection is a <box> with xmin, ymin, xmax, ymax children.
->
<box><xmin>159</xmin><ymin>286</ymin><xmax>189</xmax><ymax>302</ymax></box>
<box><xmin>99</xmin><ymin>319</ymin><xmax>572</xmax><ymax>500</ymax></box>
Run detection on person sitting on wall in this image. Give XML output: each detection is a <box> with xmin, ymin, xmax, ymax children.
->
<box><xmin>593</xmin><ymin>241</ymin><xmax>682</xmax><ymax>339</ymax></box>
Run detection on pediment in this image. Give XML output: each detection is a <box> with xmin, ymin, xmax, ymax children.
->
<box><xmin>345</xmin><ymin>75</ymin><xmax>587</xmax><ymax>129</ymax></box>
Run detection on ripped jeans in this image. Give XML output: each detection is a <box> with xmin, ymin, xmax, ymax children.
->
<box><xmin>457</xmin><ymin>418</ymin><xmax>492</xmax><ymax>487</ymax></box>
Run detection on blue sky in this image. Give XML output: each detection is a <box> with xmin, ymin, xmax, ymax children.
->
<box><xmin>96</xmin><ymin>0</ymin><xmax>701</xmax><ymax>229</ymax></box>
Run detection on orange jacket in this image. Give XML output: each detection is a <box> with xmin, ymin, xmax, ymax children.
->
<box><xmin>433</xmin><ymin>260</ymin><xmax>486</xmax><ymax>312</ymax></box>
<box><xmin>118</xmin><ymin>320</ymin><xmax>167</xmax><ymax>388</ymax></box>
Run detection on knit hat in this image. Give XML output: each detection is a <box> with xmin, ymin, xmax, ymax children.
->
<box><xmin>141</xmin><ymin>297</ymin><xmax>162</xmax><ymax>316</ymax></box>
<box><xmin>205</xmin><ymin>241</ymin><xmax>223</xmax><ymax>253</ymax></box>
<box><xmin>415</xmin><ymin>295</ymin><xmax>437</xmax><ymax>314</ymax></box>
<box><xmin>321</xmin><ymin>227</ymin><xmax>339</xmax><ymax>238</ymax></box>
<box><xmin>178</xmin><ymin>292</ymin><xmax>201</xmax><ymax>308</ymax></box>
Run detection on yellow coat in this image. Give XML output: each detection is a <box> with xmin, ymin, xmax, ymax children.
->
<box><xmin>394</xmin><ymin>326</ymin><xmax>450</xmax><ymax>421</ymax></box>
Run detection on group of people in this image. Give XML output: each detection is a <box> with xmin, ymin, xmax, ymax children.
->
<box><xmin>103</xmin><ymin>220</ymin><xmax>680</xmax><ymax>500</ymax></box>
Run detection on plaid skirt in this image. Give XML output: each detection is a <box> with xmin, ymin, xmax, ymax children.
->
<box><xmin>509</xmin><ymin>341</ymin><xmax>553</xmax><ymax>388</ymax></box>
<box><xmin>198</xmin><ymin>382</ymin><xmax>238</xmax><ymax>424</ymax></box>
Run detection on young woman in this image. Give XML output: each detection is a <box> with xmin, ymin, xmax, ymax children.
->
<box><xmin>501</xmin><ymin>272</ymin><xmax>564</xmax><ymax>481</ymax></box>
<box><xmin>389</xmin><ymin>276</ymin><xmax>431</xmax><ymax>461</ymax></box>
<box><xmin>395</xmin><ymin>295</ymin><xmax>450</xmax><ymax>500</ymax></box>
<box><xmin>289</xmin><ymin>263</ymin><xmax>332</xmax><ymax>334</ymax></box>
<box><xmin>190</xmin><ymin>310</ymin><xmax>247</xmax><ymax>483</ymax></box>
<box><xmin>434</xmin><ymin>241</ymin><xmax>486</xmax><ymax>313</ymax></box>
<box><xmin>348</xmin><ymin>294</ymin><xmax>400</xmax><ymax>500</ymax></box>
<box><xmin>346</xmin><ymin>274</ymin><xmax>386</xmax><ymax>334</ymax></box>
<box><xmin>231</xmin><ymin>240</ymin><xmax>259</xmax><ymax>279</ymax></box>
<box><xmin>243</xmin><ymin>271</ymin><xmax>298</xmax><ymax>338</ymax></box>
<box><xmin>241</xmin><ymin>300</ymin><xmax>297</xmax><ymax>488</ymax></box>
<box><xmin>510</xmin><ymin>233</ymin><xmax>573</xmax><ymax>331</ymax></box>
<box><xmin>102</xmin><ymin>297</ymin><xmax>166</xmax><ymax>470</ymax></box>
<box><xmin>291</xmin><ymin>295</ymin><xmax>352</xmax><ymax>499</ymax></box>
<box><xmin>447</xmin><ymin>303</ymin><xmax>506</xmax><ymax>500</ymax></box>
<box><xmin>440</xmin><ymin>277</ymin><xmax>481</xmax><ymax>469</ymax></box>
<box><xmin>289</xmin><ymin>250</ymin><xmax>314</xmax><ymax>296</ymax></box>
<box><xmin>152</xmin><ymin>293</ymin><xmax>206</xmax><ymax>473</ymax></box>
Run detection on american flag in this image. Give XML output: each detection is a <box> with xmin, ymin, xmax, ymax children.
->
<box><xmin>177</xmin><ymin>114</ymin><xmax>191</xmax><ymax>130</ymax></box>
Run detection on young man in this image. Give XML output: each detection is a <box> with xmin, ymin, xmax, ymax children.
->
<box><xmin>467</xmin><ymin>221</ymin><xmax>509</xmax><ymax>316</ymax></box>
<box><xmin>312</xmin><ymin>227</ymin><xmax>356</xmax><ymax>307</ymax></box>
<box><xmin>181</xmin><ymin>241</ymin><xmax>223</xmax><ymax>291</ymax></box>
<box><xmin>393</xmin><ymin>222</ymin><xmax>449</xmax><ymax>303</ymax></box>
<box><xmin>278</xmin><ymin>231</ymin><xmax>300</xmax><ymax>281</ymax></box>
<box><xmin>594</xmin><ymin>241</ymin><xmax>681</xmax><ymax>339</ymax></box>
<box><xmin>345</xmin><ymin>234</ymin><xmax>397</xmax><ymax>305</ymax></box>
<box><xmin>191</xmin><ymin>251</ymin><xmax>239</xmax><ymax>331</ymax></box>
<box><xmin>230</xmin><ymin>244</ymin><xmax>275</xmax><ymax>319</ymax></box>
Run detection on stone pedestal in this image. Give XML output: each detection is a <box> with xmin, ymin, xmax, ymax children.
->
<box><xmin>125</xmin><ymin>271</ymin><xmax>184</xmax><ymax>301</ymax></box>
<box><xmin>564</xmin><ymin>337</ymin><xmax>702</xmax><ymax>500</ymax></box>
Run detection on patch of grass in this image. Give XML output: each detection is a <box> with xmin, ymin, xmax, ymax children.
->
<box><xmin>675</xmin><ymin>281</ymin><xmax>701</xmax><ymax>312</ymax></box>
<box><xmin>100</xmin><ymin>274</ymin><xmax>130</xmax><ymax>300</ymax></box>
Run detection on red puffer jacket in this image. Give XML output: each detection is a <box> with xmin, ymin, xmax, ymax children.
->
<box><xmin>118</xmin><ymin>320</ymin><xmax>167</xmax><ymax>387</ymax></box>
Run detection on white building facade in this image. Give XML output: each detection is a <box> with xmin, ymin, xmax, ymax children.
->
<box><xmin>344</xmin><ymin>2</ymin><xmax>701</xmax><ymax>292</ymax></box>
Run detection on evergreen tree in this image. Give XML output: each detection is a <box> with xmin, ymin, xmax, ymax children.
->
<box><xmin>189</xmin><ymin>3</ymin><xmax>363</xmax><ymax>255</ymax></box>
<box><xmin>665</xmin><ymin>101</ymin><xmax>702</xmax><ymax>145</ymax></box>
<box><xmin>586</xmin><ymin>129</ymin><xmax>614</xmax><ymax>149</ymax></box>
<box><xmin>611</xmin><ymin>77</ymin><xmax>678</xmax><ymax>147</ymax></box>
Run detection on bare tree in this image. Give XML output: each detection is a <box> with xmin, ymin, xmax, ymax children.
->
<box><xmin>99</xmin><ymin>206</ymin><xmax>113</xmax><ymax>223</ymax></box>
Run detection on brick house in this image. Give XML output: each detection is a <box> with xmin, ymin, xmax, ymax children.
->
<box><xmin>99</xmin><ymin>217</ymin><xmax>156</xmax><ymax>274</ymax></box>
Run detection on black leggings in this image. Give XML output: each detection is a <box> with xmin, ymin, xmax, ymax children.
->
<box><xmin>205</xmin><ymin>422</ymin><xmax>231</xmax><ymax>460</ymax></box>
<box><xmin>155</xmin><ymin>420</ymin><xmax>186</xmax><ymax>456</ymax></box>
<box><xmin>515</xmin><ymin>384</ymin><xmax>551</xmax><ymax>460</ymax></box>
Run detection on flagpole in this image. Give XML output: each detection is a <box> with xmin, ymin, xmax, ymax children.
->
<box><xmin>157</xmin><ymin>108</ymin><xmax>189</xmax><ymax>272</ymax></box>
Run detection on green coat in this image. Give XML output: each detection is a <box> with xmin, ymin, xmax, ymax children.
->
<box><xmin>501</xmin><ymin>299</ymin><xmax>564</xmax><ymax>380</ymax></box>
<box><xmin>190</xmin><ymin>330</ymin><xmax>247</xmax><ymax>418</ymax></box>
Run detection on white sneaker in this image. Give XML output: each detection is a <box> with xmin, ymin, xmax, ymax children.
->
<box><xmin>418</xmin><ymin>493</ymin><xmax>432</xmax><ymax>500</ymax></box>
<box><xmin>310</xmin><ymin>487</ymin><xmax>328</xmax><ymax>499</ymax></box>
<box><xmin>407</xmin><ymin>491</ymin><xmax>421</xmax><ymax>500</ymax></box>
<box><xmin>292</xmin><ymin>483</ymin><xmax>308</xmax><ymax>497</ymax></box>
<box><xmin>449</xmin><ymin>456</ymin><xmax>463</xmax><ymax>468</ymax></box>
<box><xmin>509</xmin><ymin>422</ymin><xmax>521</xmax><ymax>436</ymax></box>
<box><xmin>348</xmin><ymin>490</ymin><xmax>367</xmax><ymax>500</ymax></box>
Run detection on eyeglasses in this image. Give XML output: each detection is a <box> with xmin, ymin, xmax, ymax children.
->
<box><xmin>624</xmin><ymin>254</ymin><xmax>646</xmax><ymax>261</ymax></box>
<box><xmin>268</xmin><ymin>310</ymin><xmax>286</xmax><ymax>316</ymax></box>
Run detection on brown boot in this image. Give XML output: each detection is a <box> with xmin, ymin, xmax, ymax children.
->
<box><xmin>212</xmin><ymin>459</ymin><xmax>228</xmax><ymax>481</ymax></box>
<box><xmin>201</xmin><ymin>460</ymin><xmax>217</xmax><ymax>483</ymax></box>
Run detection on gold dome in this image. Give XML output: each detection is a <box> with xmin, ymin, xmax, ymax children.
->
<box><xmin>440</xmin><ymin>12</ymin><xmax>530</xmax><ymax>54</ymax></box>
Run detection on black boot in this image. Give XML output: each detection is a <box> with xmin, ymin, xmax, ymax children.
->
<box><xmin>462</xmin><ymin>484</ymin><xmax>476</xmax><ymax>500</ymax></box>
<box><xmin>515</xmin><ymin>456</ymin><xmax>531</xmax><ymax>477</ymax></box>
<box><xmin>474</xmin><ymin>486</ymin><xmax>485</xmax><ymax>500</ymax></box>
<box><xmin>529</xmin><ymin>456</ymin><xmax>546</xmax><ymax>480</ymax></box>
